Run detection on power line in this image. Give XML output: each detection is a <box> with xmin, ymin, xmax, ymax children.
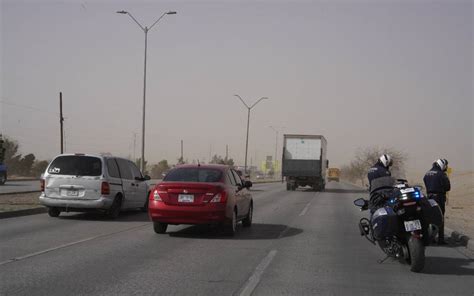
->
<box><xmin>0</xmin><ymin>99</ymin><xmax>60</xmax><ymax>115</ymax></box>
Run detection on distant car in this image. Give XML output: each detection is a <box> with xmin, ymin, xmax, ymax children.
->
<box><xmin>148</xmin><ymin>164</ymin><xmax>253</xmax><ymax>236</ymax></box>
<box><xmin>0</xmin><ymin>163</ymin><xmax>6</xmax><ymax>185</ymax></box>
<box><xmin>39</xmin><ymin>153</ymin><xmax>150</xmax><ymax>218</ymax></box>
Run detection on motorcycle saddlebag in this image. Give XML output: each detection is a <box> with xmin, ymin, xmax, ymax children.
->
<box><xmin>421</xmin><ymin>198</ymin><xmax>443</xmax><ymax>227</ymax></box>
<box><xmin>371</xmin><ymin>206</ymin><xmax>398</xmax><ymax>240</ymax></box>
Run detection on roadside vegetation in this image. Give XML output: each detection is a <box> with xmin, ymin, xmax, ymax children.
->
<box><xmin>340</xmin><ymin>146</ymin><xmax>408</xmax><ymax>187</ymax></box>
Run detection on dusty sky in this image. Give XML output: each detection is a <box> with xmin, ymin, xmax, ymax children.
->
<box><xmin>1</xmin><ymin>0</ymin><xmax>473</xmax><ymax>173</ymax></box>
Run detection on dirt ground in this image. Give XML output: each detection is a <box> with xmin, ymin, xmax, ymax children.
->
<box><xmin>443</xmin><ymin>171</ymin><xmax>474</xmax><ymax>239</ymax></box>
<box><xmin>0</xmin><ymin>192</ymin><xmax>42</xmax><ymax>212</ymax></box>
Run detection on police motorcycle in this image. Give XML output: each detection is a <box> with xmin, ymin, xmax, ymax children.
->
<box><xmin>354</xmin><ymin>179</ymin><xmax>443</xmax><ymax>272</ymax></box>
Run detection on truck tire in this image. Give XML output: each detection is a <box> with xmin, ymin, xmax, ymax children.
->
<box><xmin>286</xmin><ymin>183</ymin><xmax>291</xmax><ymax>191</ymax></box>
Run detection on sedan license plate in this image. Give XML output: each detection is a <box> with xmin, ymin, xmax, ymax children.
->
<box><xmin>67</xmin><ymin>190</ymin><xmax>78</xmax><ymax>197</ymax></box>
<box><xmin>178</xmin><ymin>194</ymin><xmax>194</xmax><ymax>203</ymax></box>
<box><xmin>404</xmin><ymin>220</ymin><xmax>422</xmax><ymax>232</ymax></box>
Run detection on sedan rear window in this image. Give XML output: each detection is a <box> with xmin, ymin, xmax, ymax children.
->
<box><xmin>47</xmin><ymin>156</ymin><xmax>102</xmax><ymax>176</ymax></box>
<box><xmin>164</xmin><ymin>168</ymin><xmax>223</xmax><ymax>183</ymax></box>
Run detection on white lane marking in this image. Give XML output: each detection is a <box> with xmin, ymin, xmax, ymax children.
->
<box><xmin>238</xmin><ymin>250</ymin><xmax>278</xmax><ymax>296</ymax></box>
<box><xmin>299</xmin><ymin>201</ymin><xmax>311</xmax><ymax>216</ymax></box>
<box><xmin>0</xmin><ymin>223</ymin><xmax>148</xmax><ymax>266</ymax></box>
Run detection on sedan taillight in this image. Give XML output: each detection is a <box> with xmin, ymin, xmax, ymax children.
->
<box><xmin>210</xmin><ymin>192</ymin><xmax>227</xmax><ymax>203</ymax></box>
<box><xmin>40</xmin><ymin>179</ymin><xmax>45</xmax><ymax>192</ymax></box>
<box><xmin>153</xmin><ymin>189</ymin><xmax>162</xmax><ymax>201</ymax></box>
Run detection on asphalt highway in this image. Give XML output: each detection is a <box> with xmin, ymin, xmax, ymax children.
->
<box><xmin>1</xmin><ymin>182</ymin><xmax>473</xmax><ymax>295</ymax></box>
<box><xmin>0</xmin><ymin>180</ymin><xmax>40</xmax><ymax>194</ymax></box>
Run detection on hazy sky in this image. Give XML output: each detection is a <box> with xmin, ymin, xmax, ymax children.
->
<box><xmin>1</xmin><ymin>0</ymin><xmax>473</xmax><ymax>173</ymax></box>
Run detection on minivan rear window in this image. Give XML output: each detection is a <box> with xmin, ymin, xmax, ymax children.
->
<box><xmin>47</xmin><ymin>156</ymin><xmax>102</xmax><ymax>176</ymax></box>
<box><xmin>164</xmin><ymin>168</ymin><xmax>223</xmax><ymax>183</ymax></box>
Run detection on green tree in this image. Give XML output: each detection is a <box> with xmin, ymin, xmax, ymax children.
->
<box><xmin>19</xmin><ymin>154</ymin><xmax>36</xmax><ymax>176</ymax></box>
<box><xmin>0</xmin><ymin>134</ymin><xmax>5</xmax><ymax>163</ymax></box>
<box><xmin>2</xmin><ymin>136</ymin><xmax>19</xmax><ymax>165</ymax></box>
<box><xmin>151</xmin><ymin>160</ymin><xmax>170</xmax><ymax>179</ymax></box>
<box><xmin>135</xmin><ymin>158</ymin><xmax>148</xmax><ymax>173</ymax></box>
<box><xmin>209</xmin><ymin>154</ymin><xmax>234</xmax><ymax>166</ymax></box>
<box><xmin>31</xmin><ymin>160</ymin><xmax>50</xmax><ymax>177</ymax></box>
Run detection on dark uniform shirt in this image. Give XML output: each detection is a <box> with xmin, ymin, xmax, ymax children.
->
<box><xmin>367</xmin><ymin>162</ymin><xmax>392</xmax><ymax>192</ymax></box>
<box><xmin>423</xmin><ymin>166</ymin><xmax>451</xmax><ymax>194</ymax></box>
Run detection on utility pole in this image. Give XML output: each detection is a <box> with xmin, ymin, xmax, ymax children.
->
<box><xmin>59</xmin><ymin>92</ymin><xmax>64</xmax><ymax>154</ymax></box>
<box><xmin>133</xmin><ymin>133</ymin><xmax>137</xmax><ymax>161</ymax></box>
<box><xmin>181</xmin><ymin>140</ymin><xmax>184</xmax><ymax>161</ymax></box>
<box><xmin>226</xmin><ymin>145</ymin><xmax>229</xmax><ymax>160</ymax></box>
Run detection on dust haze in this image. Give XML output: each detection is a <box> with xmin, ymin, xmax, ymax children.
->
<box><xmin>1</xmin><ymin>1</ymin><xmax>472</xmax><ymax>175</ymax></box>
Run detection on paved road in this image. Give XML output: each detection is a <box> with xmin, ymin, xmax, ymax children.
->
<box><xmin>0</xmin><ymin>180</ymin><xmax>40</xmax><ymax>194</ymax></box>
<box><xmin>1</xmin><ymin>182</ymin><xmax>473</xmax><ymax>295</ymax></box>
<box><xmin>0</xmin><ymin>179</ymin><xmax>162</xmax><ymax>194</ymax></box>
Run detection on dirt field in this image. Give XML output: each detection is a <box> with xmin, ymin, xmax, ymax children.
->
<box><xmin>0</xmin><ymin>192</ymin><xmax>42</xmax><ymax>212</ymax></box>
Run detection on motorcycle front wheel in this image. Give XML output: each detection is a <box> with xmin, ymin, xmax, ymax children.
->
<box><xmin>408</xmin><ymin>236</ymin><xmax>425</xmax><ymax>272</ymax></box>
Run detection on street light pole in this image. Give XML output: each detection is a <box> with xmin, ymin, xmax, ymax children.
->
<box><xmin>233</xmin><ymin>95</ymin><xmax>268</xmax><ymax>174</ymax></box>
<box><xmin>117</xmin><ymin>10</ymin><xmax>176</xmax><ymax>172</ymax></box>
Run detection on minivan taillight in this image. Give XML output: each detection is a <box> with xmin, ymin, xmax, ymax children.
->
<box><xmin>101</xmin><ymin>182</ymin><xmax>110</xmax><ymax>195</ymax></box>
<box><xmin>40</xmin><ymin>179</ymin><xmax>45</xmax><ymax>192</ymax></box>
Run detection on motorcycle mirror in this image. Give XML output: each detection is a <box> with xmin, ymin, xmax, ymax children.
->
<box><xmin>353</xmin><ymin>198</ymin><xmax>367</xmax><ymax>208</ymax></box>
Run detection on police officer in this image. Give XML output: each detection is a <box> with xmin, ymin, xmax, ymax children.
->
<box><xmin>423</xmin><ymin>158</ymin><xmax>451</xmax><ymax>245</ymax></box>
<box><xmin>367</xmin><ymin>154</ymin><xmax>393</xmax><ymax>211</ymax></box>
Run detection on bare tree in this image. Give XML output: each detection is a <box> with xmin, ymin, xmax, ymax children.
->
<box><xmin>341</xmin><ymin>147</ymin><xmax>408</xmax><ymax>186</ymax></box>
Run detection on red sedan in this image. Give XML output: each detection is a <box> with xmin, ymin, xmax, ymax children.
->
<box><xmin>148</xmin><ymin>164</ymin><xmax>253</xmax><ymax>236</ymax></box>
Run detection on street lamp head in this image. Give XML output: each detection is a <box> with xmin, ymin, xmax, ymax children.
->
<box><xmin>116</xmin><ymin>10</ymin><xmax>128</xmax><ymax>14</ymax></box>
<box><xmin>262</xmin><ymin>97</ymin><xmax>269</xmax><ymax>100</ymax></box>
<box><xmin>166</xmin><ymin>11</ymin><xmax>177</xmax><ymax>15</ymax></box>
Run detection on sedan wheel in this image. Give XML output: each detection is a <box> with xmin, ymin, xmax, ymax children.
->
<box><xmin>224</xmin><ymin>209</ymin><xmax>237</xmax><ymax>236</ymax></box>
<box><xmin>242</xmin><ymin>204</ymin><xmax>253</xmax><ymax>227</ymax></box>
<box><xmin>153</xmin><ymin>222</ymin><xmax>168</xmax><ymax>234</ymax></box>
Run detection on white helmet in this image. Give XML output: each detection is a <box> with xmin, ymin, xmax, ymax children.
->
<box><xmin>435</xmin><ymin>159</ymin><xmax>448</xmax><ymax>171</ymax></box>
<box><xmin>379</xmin><ymin>154</ymin><xmax>392</xmax><ymax>168</ymax></box>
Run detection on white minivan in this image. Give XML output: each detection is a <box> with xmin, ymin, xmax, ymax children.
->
<box><xmin>39</xmin><ymin>153</ymin><xmax>150</xmax><ymax>218</ymax></box>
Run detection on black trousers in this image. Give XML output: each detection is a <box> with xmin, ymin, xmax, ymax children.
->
<box><xmin>429</xmin><ymin>193</ymin><xmax>446</xmax><ymax>241</ymax></box>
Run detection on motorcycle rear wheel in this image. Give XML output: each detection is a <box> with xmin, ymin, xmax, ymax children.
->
<box><xmin>408</xmin><ymin>236</ymin><xmax>425</xmax><ymax>272</ymax></box>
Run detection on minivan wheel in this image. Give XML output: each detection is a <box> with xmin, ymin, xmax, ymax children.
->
<box><xmin>107</xmin><ymin>196</ymin><xmax>122</xmax><ymax>219</ymax></box>
<box><xmin>48</xmin><ymin>207</ymin><xmax>60</xmax><ymax>217</ymax></box>
<box><xmin>141</xmin><ymin>197</ymin><xmax>149</xmax><ymax>212</ymax></box>
<box><xmin>153</xmin><ymin>222</ymin><xmax>168</xmax><ymax>234</ymax></box>
<box><xmin>242</xmin><ymin>204</ymin><xmax>253</xmax><ymax>228</ymax></box>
